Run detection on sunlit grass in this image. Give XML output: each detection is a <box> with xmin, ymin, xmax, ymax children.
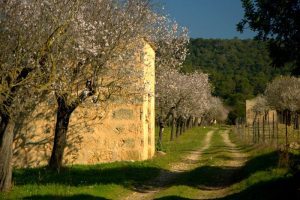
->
<box><xmin>1</xmin><ymin>127</ymin><xmax>211</xmax><ymax>200</ymax></box>
<box><xmin>154</xmin><ymin>129</ymin><xmax>300</xmax><ymax>200</ymax></box>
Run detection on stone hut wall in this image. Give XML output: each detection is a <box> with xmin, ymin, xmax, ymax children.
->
<box><xmin>12</xmin><ymin>41</ymin><xmax>155</xmax><ymax>168</ymax></box>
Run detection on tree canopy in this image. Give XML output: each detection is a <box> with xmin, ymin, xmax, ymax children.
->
<box><xmin>237</xmin><ymin>0</ymin><xmax>300</xmax><ymax>74</ymax></box>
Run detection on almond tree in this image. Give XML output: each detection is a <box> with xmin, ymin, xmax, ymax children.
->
<box><xmin>203</xmin><ymin>96</ymin><xmax>228</xmax><ymax>124</ymax></box>
<box><xmin>0</xmin><ymin>0</ymin><xmax>167</xmax><ymax>188</ymax></box>
<box><xmin>265</xmin><ymin>76</ymin><xmax>300</xmax><ymax>114</ymax></box>
<box><xmin>47</xmin><ymin>0</ymin><xmax>183</xmax><ymax>171</ymax></box>
<box><xmin>156</xmin><ymin>67</ymin><xmax>182</xmax><ymax>142</ymax></box>
<box><xmin>156</xmin><ymin>67</ymin><xmax>212</xmax><ymax>142</ymax></box>
<box><xmin>252</xmin><ymin>95</ymin><xmax>269</xmax><ymax>121</ymax></box>
<box><xmin>265</xmin><ymin>76</ymin><xmax>300</xmax><ymax>150</ymax></box>
<box><xmin>150</xmin><ymin>17</ymin><xmax>189</xmax><ymax>144</ymax></box>
<box><xmin>176</xmin><ymin>72</ymin><xmax>211</xmax><ymax>131</ymax></box>
<box><xmin>0</xmin><ymin>0</ymin><xmax>80</xmax><ymax>191</ymax></box>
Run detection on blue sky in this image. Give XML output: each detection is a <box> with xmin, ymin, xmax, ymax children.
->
<box><xmin>158</xmin><ymin>0</ymin><xmax>256</xmax><ymax>39</ymax></box>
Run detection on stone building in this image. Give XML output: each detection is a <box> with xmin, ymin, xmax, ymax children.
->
<box><xmin>12</xmin><ymin>41</ymin><xmax>155</xmax><ymax>168</ymax></box>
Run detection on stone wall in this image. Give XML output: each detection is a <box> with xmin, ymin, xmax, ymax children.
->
<box><xmin>12</xmin><ymin>41</ymin><xmax>155</xmax><ymax>168</ymax></box>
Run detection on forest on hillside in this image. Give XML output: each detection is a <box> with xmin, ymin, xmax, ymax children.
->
<box><xmin>183</xmin><ymin>38</ymin><xmax>293</xmax><ymax>124</ymax></box>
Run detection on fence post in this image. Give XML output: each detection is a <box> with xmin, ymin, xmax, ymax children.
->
<box><xmin>253</xmin><ymin>121</ymin><xmax>256</xmax><ymax>143</ymax></box>
<box><xmin>257</xmin><ymin>120</ymin><xmax>260</xmax><ymax>143</ymax></box>
<box><xmin>272</xmin><ymin>113</ymin><xmax>275</xmax><ymax>142</ymax></box>
<box><xmin>268</xmin><ymin>114</ymin><xmax>271</xmax><ymax>143</ymax></box>
<box><xmin>262</xmin><ymin>117</ymin><xmax>265</xmax><ymax>143</ymax></box>
<box><xmin>276</xmin><ymin>117</ymin><xmax>279</xmax><ymax>148</ymax></box>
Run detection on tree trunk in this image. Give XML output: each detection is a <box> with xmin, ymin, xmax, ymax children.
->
<box><xmin>194</xmin><ymin>117</ymin><xmax>198</xmax><ymax>127</ymax></box>
<box><xmin>49</xmin><ymin>82</ymin><xmax>95</xmax><ymax>171</ymax></box>
<box><xmin>175</xmin><ymin>117</ymin><xmax>181</xmax><ymax>138</ymax></box>
<box><xmin>0</xmin><ymin>120</ymin><xmax>15</xmax><ymax>192</ymax></box>
<box><xmin>49</xmin><ymin>97</ymin><xmax>72</xmax><ymax>172</ymax></box>
<box><xmin>0</xmin><ymin>114</ymin><xmax>10</xmax><ymax>147</ymax></box>
<box><xmin>180</xmin><ymin>119</ymin><xmax>184</xmax><ymax>135</ymax></box>
<box><xmin>158</xmin><ymin>125</ymin><xmax>164</xmax><ymax>146</ymax></box>
<box><xmin>157</xmin><ymin>116</ymin><xmax>164</xmax><ymax>149</ymax></box>
<box><xmin>294</xmin><ymin>112</ymin><xmax>299</xmax><ymax>130</ymax></box>
<box><xmin>187</xmin><ymin>116</ymin><xmax>192</xmax><ymax>129</ymax></box>
<box><xmin>182</xmin><ymin>118</ymin><xmax>186</xmax><ymax>133</ymax></box>
<box><xmin>170</xmin><ymin>116</ymin><xmax>176</xmax><ymax>141</ymax></box>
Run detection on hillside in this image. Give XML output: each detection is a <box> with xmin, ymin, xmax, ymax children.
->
<box><xmin>183</xmin><ymin>38</ymin><xmax>292</xmax><ymax>124</ymax></box>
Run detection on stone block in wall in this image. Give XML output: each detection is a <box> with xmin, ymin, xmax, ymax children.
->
<box><xmin>112</xmin><ymin>109</ymin><xmax>134</xmax><ymax>120</ymax></box>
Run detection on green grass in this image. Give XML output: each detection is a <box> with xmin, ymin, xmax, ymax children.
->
<box><xmin>0</xmin><ymin>127</ymin><xmax>211</xmax><ymax>200</ymax></box>
<box><xmin>2</xmin><ymin>127</ymin><xmax>299</xmax><ymax>200</ymax></box>
<box><xmin>154</xmin><ymin>126</ymin><xmax>213</xmax><ymax>169</ymax></box>
<box><xmin>154</xmin><ymin>129</ymin><xmax>229</xmax><ymax>199</ymax></box>
<box><xmin>153</xmin><ymin>129</ymin><xmax>300</xmax><ymax>200</ymax></box>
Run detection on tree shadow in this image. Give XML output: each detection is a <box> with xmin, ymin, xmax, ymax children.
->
<box><xmin>13</xmin><ymin>150</ymin><xmax>300</xmax><ymax>199</ymax></box>
<box><xmin>167</xmin><ymin>150</ymin><xmax>280</xmax><ymax>189</ymax></box>
<box><xmin>177</xmin><ymin>165</ymin><xmax>240</xmax><ymax>189</ymax></box>
<box><xmin>209</xmin><ymin>175</ymin><xmax>300</xmax><ymax>200</ymax></box>
<box><xmin>22</xmin><ymin>194</ymin><xmax>109</xmax><ymax>200</ymax></box>
<box><xmin>153</xmin><ymin>151</ymin><xmax>300</xmax><ymax>200</ymax></box>
<box><xmin>12</xmin><ymin>151</ymin><xmax>282</xmax><ymax>187</ymax></box>
<box><xmin>13</xmin><ymin>164</ymin><xmax>163</xmax><ymax>188</ymax></box>
<box><xmin>154</xmin><ymin>176</ymin><xmax>300</xmax><ymax>200</ymax></box>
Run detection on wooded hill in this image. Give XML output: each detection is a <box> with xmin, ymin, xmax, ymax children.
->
<box><xmin>183</xmin><ymin>38</ymin><xmax>292</xmax><ymax>124</ymax></box>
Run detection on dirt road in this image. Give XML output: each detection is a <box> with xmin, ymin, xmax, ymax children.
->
<box><xmin>123</xmin><ymin>129</ymin><xmax>248</xmax><ymax>200</ymax></box>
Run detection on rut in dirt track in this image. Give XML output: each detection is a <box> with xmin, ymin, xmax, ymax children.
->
<box><xmin>123</xmin><ymin>130</ymin><xmax>215</xmax><ymax>200</ymax></box>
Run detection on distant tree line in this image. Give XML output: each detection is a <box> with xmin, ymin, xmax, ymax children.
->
<box><xmin>182</xmin><ymin>38</ymin><xmax>293</xmax><ymax>124</ymax></box>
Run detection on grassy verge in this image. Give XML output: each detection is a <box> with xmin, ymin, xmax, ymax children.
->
<box><xmin>0</xmin><ymin>127</ymin><xmax>211</xmax><ymax>200</ymax></box>
<box><xmin>154</xmin><ymin>128</ymin><xmax>300</xmax><ymax>200</ymax></box>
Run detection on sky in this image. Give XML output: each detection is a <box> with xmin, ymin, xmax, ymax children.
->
<box><xmin>159</xmin><ymin>0</ymin><xmax>256</xmax><ymax>39</ymax></box>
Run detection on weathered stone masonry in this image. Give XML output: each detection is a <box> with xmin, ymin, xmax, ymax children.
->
<box><xmin>12</xmin><ymin>41</ymin><xmax>155</xmax><ymax>168</ymax></box>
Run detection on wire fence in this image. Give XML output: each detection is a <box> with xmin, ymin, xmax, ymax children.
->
<box><xmin>234</xmin><ymin>117</ymin><xmax>300</xmax><ymax>150</ymax></box>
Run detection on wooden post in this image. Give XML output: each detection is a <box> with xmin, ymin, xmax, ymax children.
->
<box><xmin>272</xmin><ymin>113</ymin><xmax>275</xmax><ymax>142</ymax></box>
<box><xmin>285</xmin><ymin>111</ymin><xmax>289</xmax><ymax>151</ymax></box>
<box><xmin>268</xmin><ymin>113</ymin><xmax>271</xmax><ymax>143</ymax></box>
<box><xmin>262</xmin><ymin>117</ymin><xmax>265</xmax><ymax>143</ymax></box>
<box><xmin>257</xmin><ymin>120</ymin><xmax>260</xmax><ymax>143</ymax></box>
<box><xmin>276</xmin><ymin>117</ymin><xmax>279</xmax><ymax>148</ymax></box>
<box><xmin>253</xmin><ymin>121</ymin><xmax>255</xmax><ymax>143</ymax></box>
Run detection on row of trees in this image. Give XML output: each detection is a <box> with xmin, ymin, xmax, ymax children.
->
<box><xmin>0</xmin><ymin>0</ymin><xmax>188</xmax><ymax>191</ymax></box>
<box><xmin>155</xmin><ymin>66</ymin><xmax>228</xmax><ymax>146</ymax></box>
